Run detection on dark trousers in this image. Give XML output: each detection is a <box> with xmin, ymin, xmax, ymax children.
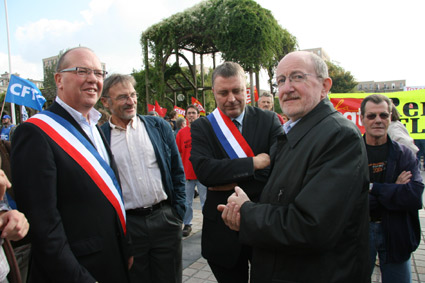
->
<box><xmin>127</xmin><ymin>203</ymin><xmax>183</xmax><ymax>283</ymax></box>
<box><xmin>208</xmin><ymin>245</ymin><xmax>251</xmax><ymax>283</ymax></box>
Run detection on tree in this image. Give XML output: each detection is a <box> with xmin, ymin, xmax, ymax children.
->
<box><xmin>41</xmin><ymin>50</ymin><xmax>65</xmax><ymax>106</ymax></box>
<box><xmin>132</xmin><ymin>63</ymin><xmax>216</xmax><ymax>115</ymax></box>
<box><xmin>327</xmin><ymin>61</ymin><xmax>357</xmax><ymax>93</ymax></box>
<box><xmin>141</xmin><ymin>0</ymin><xmax>297</xmax><ymax>113</ymax></box>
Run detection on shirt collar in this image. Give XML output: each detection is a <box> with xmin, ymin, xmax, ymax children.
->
<box><xmin>232</xmin><ymin>110</ymin><xmax>245</xmax><ymax>125</ymax></box>
<box><xmin>109</xmin><ymin>115</ymin><xmax>138</xmax><ymax>130</ymax></box>
<box><xmin>55</xmin><ymin>96</ymin><xmax>101</xmax><ymax>126</ymax></box>
<box><xmin>283</xmin><ymin>118</ymin><xmax>301</xmax><ymax>134</ymax></box>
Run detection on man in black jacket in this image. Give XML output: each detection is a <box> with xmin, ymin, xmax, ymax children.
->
<box><xmin>190</xmin><ymin>62</ymin><xmax>282</xmax><ymax>282</ymax></box>
<box><xmin>219</xmin><ymin>51</ymin><xmax>370</xmax><ymax>282</ymax></box>
<box><xmin>11</xmin><ymin>47</ymin><xmax>131</xmax><ymax>283</ymax></box>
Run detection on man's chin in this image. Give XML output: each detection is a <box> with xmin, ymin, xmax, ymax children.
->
<box><xmin>224</xmin><ymin>109</ymin><xmax>242</xmax><ymax>118</ymax></box>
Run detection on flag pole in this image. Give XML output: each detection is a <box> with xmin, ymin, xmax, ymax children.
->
<box><xmin>3</xmin><ymin>0</ymin><xmax>16</xmax><ymax>124</ymax></box>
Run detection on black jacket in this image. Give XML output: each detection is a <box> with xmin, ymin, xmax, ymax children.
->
<box><xmin>190</xmin><ymin>106</ymin><xmax>283</xmax><ymax>267</ymax></box>
<box><xmin>239</xmin><ymin>99</ymin><xmax>370</xmax><ymax>282</ymax></box>
<box><xmin>11</xmin><ymin>102</ymin><xmax>130</xmax><ymax>283</ymax></box>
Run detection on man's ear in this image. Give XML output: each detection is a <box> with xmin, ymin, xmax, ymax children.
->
<box><xmin>321</xmin><ymin>77</ymin><xmax>332</xmax><ymax>98</ymax></box>
<box><xmin>100</xmin><ymin>97</ymin><xmax>109</xmax><ymax>109</ymax></box>
<box><xmin>54</xmin><ymin>73</ymin><xmax>63</xmax><ymax>91</ymax></box>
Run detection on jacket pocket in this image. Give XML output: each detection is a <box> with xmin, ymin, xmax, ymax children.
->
<box><xmin>70</xmin><ymin>236</ymin><xmax>103</xmax><ymax>257</ymax></box>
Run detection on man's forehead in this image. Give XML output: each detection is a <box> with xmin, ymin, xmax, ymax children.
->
<box><xmin>364</xmin><ymin>101</ymin><xmax>389</xmax><ymax>111</ymax></box>
<box><xmin>214</xmin><ymin>75</ymin><xmax>245</xmax><ymax>86</ymax></box>
<box><xmin>65</xmin><ymin>48</ymin><xmax>101</xmax><ymax>67</ymax></box>
<box><xmin>278</xmin><ymin>54</ymin><xmax>312</xmax><ymax>74</ymax></box>
<box><xmin>111</xmin><ymin>82</ymin><xmax>134</xmax><ymax>92</ymax></box>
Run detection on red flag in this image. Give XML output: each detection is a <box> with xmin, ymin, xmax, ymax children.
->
<box><xmin>155</xmin><ymin>101</ymin><xmax>167</xmax><ymax>117</ymax></box>
<box><xmin>191</xmin><ymin>97</ymin><xmax>206</xmax><ymax>116</ymax></box>
<box><xmin>330</xmin><ymin>98</ymin><xmax>364</xmax><ymax>133</ymax></box>
<box><xmin>174</xmin><ymin>106</ymin><xmax>186</xmax><ymax>117</ymax></box>
<box><xmin>253</xmin><ymin>86</ymin><xmax>259</xmax><ymax>102</ymax></box>
<box><xmin>148</xmin><ymin>104</ymin><xmax>155</xmax><ymax>112</ymax></box>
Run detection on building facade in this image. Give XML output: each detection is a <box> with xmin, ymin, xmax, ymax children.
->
<box><xmin>0</xmin><ymin>72</ymin><xmax>44</xmax><ymax>94</ymax></box>
<box><xmin>356</xmin><ymin>80</ymin><xmax>406</xmax><ymax>93</ymax></box>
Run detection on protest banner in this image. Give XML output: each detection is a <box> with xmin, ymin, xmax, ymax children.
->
<box><xmin>329</xmin><ymin>89</ymin><xmax>425</xmax><ymax>139</ymax></box>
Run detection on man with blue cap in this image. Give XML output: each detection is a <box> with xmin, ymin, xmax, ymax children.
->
<box><xmin>0</xmin><ymin>115</ymin><xmax>15</xmax><ymax>141</ymax></box>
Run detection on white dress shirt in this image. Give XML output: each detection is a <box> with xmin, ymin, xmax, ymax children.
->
<box><xmin>109</xmin><ymin>116</ymin><xmax>167</xmax><ymax>209</ymax></box>
<box><xmin>55</xmin><ymin>97</ymin><xmax>110</xmax><ymax>164</ymax></box>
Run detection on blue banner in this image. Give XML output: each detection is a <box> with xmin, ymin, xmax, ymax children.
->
<box><xmin>5</xmin><ymin>75</ymin><xmax>46</xmax><ymax>111</ymax></box>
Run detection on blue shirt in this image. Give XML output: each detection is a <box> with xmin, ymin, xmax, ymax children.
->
<box><xmin>0</xmin><ymin>124</ymin><xmax>15</xmax><ymax>141</ymax></box>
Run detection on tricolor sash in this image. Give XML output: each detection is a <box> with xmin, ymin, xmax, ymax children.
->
<box><xmin>207</xmin><ymin>108</ymin><xmax>254</xmax><ymax>159</ymax></box>
<box><xmin>27</xmin><ymin>111</ymin><xmax>126</xmax><ymax>234</ymax></box>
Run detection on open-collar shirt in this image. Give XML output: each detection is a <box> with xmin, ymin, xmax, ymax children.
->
<box><xmin>109</xmin><ymin>116</ymin><xmax>167</xmax><ymax>209</ymax></box>
<box><xmin>55</xmin><ymin>97</ymin><xmax>110</xmax><ymax>164</ymax></box>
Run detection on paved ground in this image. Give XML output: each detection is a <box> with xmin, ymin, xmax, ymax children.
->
<box><xmin>182</xmin><ymin>170</ymin><xmax>425</xmax><ymax>282</ymax></box>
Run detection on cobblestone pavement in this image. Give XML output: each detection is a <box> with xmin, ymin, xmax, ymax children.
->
<box><xmin>183</xmin><ymin>170</ymin><xmax>425</xmax><ymax>282</ymax></box>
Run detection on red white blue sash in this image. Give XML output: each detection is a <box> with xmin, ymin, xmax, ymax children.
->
<box><xmin>207</xmin><ymin>108</ymin><xmax>254</xmax><ymax>159</ymax></box>
<box><xmin>27</xmin><ymin>111</ymin><xmax>126</xmax><ymax>234</ymax></box>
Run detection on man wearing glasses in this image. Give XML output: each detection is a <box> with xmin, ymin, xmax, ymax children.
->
<box><xmin>219</xmin><ymin>51</ymin><xmax>370</xmax><ymax>282</ymax></box>
<box><xmin>361</xmin><ymin>94</ymin><xmax>423</xmax><ymax>283</ymax></box>
<box><xmin>100</xmin><ymin>74</ymin><xmax>186</xmax><ymax>283</ymax></box>
<box><xmin>11</xmin><ymin>47</ymin><xmax>132</xmax><ymax>282</ymax></box>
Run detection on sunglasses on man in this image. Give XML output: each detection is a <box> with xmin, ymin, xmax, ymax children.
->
<box><xmin>365</xmin><ymin>112</ymin><xmax>390</xmax><ymax>120</ymax></box>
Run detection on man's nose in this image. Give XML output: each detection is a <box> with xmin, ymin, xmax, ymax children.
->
<box><xmin>228</xmin><ymin>93</ymin><xmax>236</xmax><ymax>102</ymax></box>
<box><xmin>86</xmin><ymin>71</ymin><xmax>98</xmax><ymax>82</ymax></box>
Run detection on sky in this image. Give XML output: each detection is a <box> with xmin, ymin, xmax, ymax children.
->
<box><xmin>1</xmin><ymin>0</ymin><xmax>424</xmax><ymax>87</ymax></box>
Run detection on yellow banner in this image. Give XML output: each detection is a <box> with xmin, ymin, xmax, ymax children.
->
<box><xmin>329</xmin><ymin>89</ymin><xmax>425</xmax><ymax>140</ymax></box>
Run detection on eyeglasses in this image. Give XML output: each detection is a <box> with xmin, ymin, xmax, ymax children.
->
<box><xmin>59</xmin><ymin>67</ymin><xmax>108</xmax><ymax>79</ymax></box>
<box><xmin>105</xmin><ymin>92</ymin><xmax>139</xmax><ymax>103</ymax></box>
<box><xmin>365</xmin><ymin>112</ymin><xmax>390</xmax><ymax>120</ymax></box>
<box><xmin>276</xmin><ymin>72</ymin><xmax>321</xmax><ymax>88</ymax></box>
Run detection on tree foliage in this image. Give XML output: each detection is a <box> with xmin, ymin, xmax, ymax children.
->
<box><xmin>327</xmin><ymin>61</ymin><xmax>358</xmax><ymax>93</ymax></box>
<box><xmin>141</xmin><ymin>0</ymin><xmax>297</xmax><ymax>113</ymax></box>
<box><xmin>41</xmin><ymin>50</ymin><xmax>65</xmax><ymax>106</ymax></box>
<box><xmin>132</xmin><ymin>63</ymin><xmax>216</xmax><ymax>115</ymax></box>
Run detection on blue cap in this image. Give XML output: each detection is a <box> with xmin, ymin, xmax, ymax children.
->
<box><xmin>2</xmin><ymin>115</ymin><xmax>11</xmax><ymax>119</ymax></box>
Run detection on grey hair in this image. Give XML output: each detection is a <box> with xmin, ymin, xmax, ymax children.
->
<box><xmin>101</xmin><ymin>74</ymin><xmax>136</xmax><ymax>98</ymax></box>
<box><xmin>176</xmin><ymin>117</ymin><xmax>186</xmax><ymax>129</ymax></box>
<box><xmin>309</xmin><ymin>52</ymin><xmax>329</xmax><ymax>79</ymax></box>
<box><xmin>212</xmin><ymin>62</ymin><xmax>246</xmax><ymax>88</ymax></box>
<box><xmin>259</xmin><ymin>92</ymin><xmax>273</xmax><ymax>99</ymax></box>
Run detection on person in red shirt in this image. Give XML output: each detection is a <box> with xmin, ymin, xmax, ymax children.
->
<box><xmin>176</xmin><ymin>105</ymin><xmax>206</xmax><ymax>237</ymax></box>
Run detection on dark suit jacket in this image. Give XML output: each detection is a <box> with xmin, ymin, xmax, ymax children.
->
<box><xmin>101</xmin><ymin>114</ymin><xmax>186</xmax><ymax>219</ymax></box>
<box><xmin>190</xmin><ymin>106</ymin><xmax>283</xmax><ymax>267</ymax></box>
<box><xmin>239</xmin><ymin>99</ymin><xmax>370</xmax><ymax>282</ymax></box>
<box><xmin>11</xmin><ymin>102</ymin><xmax>130</xmax><ymax>283</ymax></box>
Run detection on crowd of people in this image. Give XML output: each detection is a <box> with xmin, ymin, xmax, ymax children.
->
<box><xmin>0</xmin><ymin>47</ymin><xmax>423</xmax><ymax>283</ymax></box>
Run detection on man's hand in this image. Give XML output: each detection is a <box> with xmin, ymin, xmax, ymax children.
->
<box><xmin>253</xmin><ymin>153</ymin><xmax>270</xmax><ymax>170</ymax></box>
<box><xmin>128</xmin><ymin>256</ymin><xmax>134</xmax><ymax>270</ymax></box>
<box><xmin>0</xmin><ymin>210</ymin><xmax>29</xmax><ymax>241</ymax></box>
<box><xmin>208</xmin><ymin>183</ymin><xmax>237</xmax><ymax>191</ymax></box>
<box><xmin>217</xmin><ymin>186</ymin><xmax>250</xmax><ymax>231</ymax></box>
<box><xmin>396</xmin><ymin>171</ymin><xmax>412</xmax><ymax>184</ymax></box>
<box><xmin>0</xmin><ymin>169</ymin><xmax>11</xmax><ymax>199</ymax></box>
